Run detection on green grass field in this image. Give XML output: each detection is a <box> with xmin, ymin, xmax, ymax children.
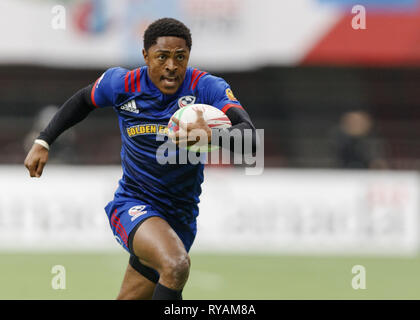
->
<box><xmin>0</xmin><ymin>252</ymin><xmax>419</xmax><ymax>300</ymax></box>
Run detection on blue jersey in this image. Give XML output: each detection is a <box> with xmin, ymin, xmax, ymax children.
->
<box><xmin>91</xmin><ymin>66</ymin><xmax>243</xmax><ymax>224</ymax></box>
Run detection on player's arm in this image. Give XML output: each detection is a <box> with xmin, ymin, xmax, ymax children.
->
<box><xmin>24</xmin><ymin>67</ymin><xmax>125</xmax><ymax>177</ymax></box>
<box><xmin>24</xmin><ymin>84</ymin><xmax>96</xmax><ymax>177</ymax></box>
<box><xmin>38</xmin><ymin>84</ymin><xmax>95</xmax><ymax>145</ymax></box>
<box><xmin>173</xmin><ymin>74</ymin><xmax>258</xmax><ymax>154</ymax></box>
<box><xmin>212</xmin><ymin>106</ymin><xmax>257</xmax><ymax>155</ymax></box>
<box><xmin>200</xmin><ymin>75</ymin><xmax>258</xmax><ymax>154</ymax></box>
<box><xmin>173</xmin><ymin>104</ymin><xmax>257</xmax><ymax>154</ymax></box>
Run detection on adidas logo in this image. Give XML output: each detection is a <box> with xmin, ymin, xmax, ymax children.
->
<box><xmin>120</xmin><ymin>100</ymin><xmax>139</xmax><ymax>114</ymax></box>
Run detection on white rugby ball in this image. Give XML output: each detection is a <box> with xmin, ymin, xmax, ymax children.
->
<box><xmin>168</xmin><ymin>104</ymin><xmax>232</xmax><ymax>151</ymax></box>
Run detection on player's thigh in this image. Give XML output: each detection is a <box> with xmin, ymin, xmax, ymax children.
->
<box><xmin>131</xmin><ymin>216</ymin><xmax>190</xmax><ymax>272</ymax></box>
<box><xmin>117</xmin><ymin>263</ymin><xmax>156</xmax><ymax>300</ymax></box>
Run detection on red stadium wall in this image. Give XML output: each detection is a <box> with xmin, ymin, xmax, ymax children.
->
<box><xmin>302</xmin><ymin>8</ymin><xmax>420</xmax><ymax>66</ymax></box>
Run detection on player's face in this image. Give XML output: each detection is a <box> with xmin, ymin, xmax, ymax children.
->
<box><xmin>143</xmin><ymin>36</ymin><xmax>190</xmax><ymax>95</ymax></box>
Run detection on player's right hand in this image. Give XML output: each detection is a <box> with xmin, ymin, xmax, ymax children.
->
<box><xmin>24</xmin><ymin>143</ymin><xmax>49</xmax><ymax>178</ymax></box>
<box><xmin>171</xmin><ymin>108</ymin><xmax>212</xmax><ymax>146</ymax></box>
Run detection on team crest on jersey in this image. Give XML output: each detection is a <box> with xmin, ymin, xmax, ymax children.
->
<box><xmin>226</xmin><ymin>89</ymin><xmax>238</xmax><ymax>101</ymax></box>
<box><xmin>120</xmin><ymin>100</ymin><xmax>139</xmax><ymax>114</ymax></box>
<box><xmin>178</xmin><ymin>95</ymin><xmax>196</xmax><ymax>108</ymax></box>
<box><xmin>128</xmin><ymin>205</ymin><xmax>147</xmax><ymax>221</ymax></box>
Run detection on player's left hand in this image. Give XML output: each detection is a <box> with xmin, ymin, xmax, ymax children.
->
<box><xmin>171</xmin><ymin>108</ymin><xmax>212</xmax><ymax>147</ymax></box>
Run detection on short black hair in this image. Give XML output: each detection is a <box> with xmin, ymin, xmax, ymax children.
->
<box><xmin>143</xmin><ymin>18</ymin><xmax>192</xmax><ymax>52</ymax></box>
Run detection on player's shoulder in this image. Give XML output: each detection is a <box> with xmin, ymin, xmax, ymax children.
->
<box><xmin>100</xmin><ymin>66</ymin><xmax>127</xmax><ymax>82</ymax></box>
<box><xmin>187</xmin><ymin>67</ymin><xmax>228</xmax><ymax>92</ymax></box>
<box><xmin>92</xmin><ymin>66</ymin><xmax>145</xmax><ymax>108</ymax></box>
<box><xmin>100</xmin><ymin>66</ymin><xmax>144</xmax><ymax>94</ymax></box>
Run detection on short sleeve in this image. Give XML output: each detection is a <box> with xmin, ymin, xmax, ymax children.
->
<box><xmin>90</xmin><ymin>67</ymin><xmax>128</xmax><ymax>108</ymax></box>
<box><xmin>197</xmin><ymin>75</ymin><xmax>244</xmax><ymax>114</ymax></box>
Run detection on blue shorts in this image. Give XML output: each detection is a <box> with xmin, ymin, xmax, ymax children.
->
<box><xmin>104</xmin><ymin>196</ymin><xmax>197</xmax><ymax>257</ymax></box>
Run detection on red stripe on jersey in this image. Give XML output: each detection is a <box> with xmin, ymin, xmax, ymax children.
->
<box><xmin>91</xmin><ymin>78</ymin><xmax>100</xmax><ymax>108</ymax></box>
<box><xmin>113</xmin><ymin>221</ymin><xmax>127</xmax><ymax>244</ymax></box>
<box><xmin>111</xmin><ymin>214</ymin><xmax>127</xmax><ymax>239</ymax></box>
<box><xmin>130</xmin><ymin>71</ymin><xmax>135</xmax><ymax>93</ymax></box>
<box><xmin>191</xmin><ymin>72</ymin><xmax>207</xmax><ymax>90</ymax></box>
<box><xmin>136</xmin><ymin>68</ymin><xmax>141</xmax><ymax>92</ymax></box>
<box><xmin>111</xmin><ymin>210</ymin><xmax>127</xmax><ymax>240</ymax></box>
<box><xmin>221</xmin><ymin>103</ymin><xmax>244</xmax><ymax>114</ymax></box>
<box><xmin>111</xmin><ymin>211</ymin><xmax>128</xmax><ymax>244</ymax></box>
<box><xmin>190</xmin><ymin>69</ymin><xmax>200</xmax><ymax>89</ymax></box>
<box><xmin>124</xmin><ymin>72</ymin><xmax>130</xmax><ymax>92</ymax></box>
<box><xmin>112</xmin><ymin>222</ymin><xmax>127</xmax><ymax>245</ymax></box>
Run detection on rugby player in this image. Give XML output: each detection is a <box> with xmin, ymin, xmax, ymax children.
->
<box><xmin>24</xmin><ymin>18</ymin><xmax>257</xmax><ymax>300</ymax></box>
